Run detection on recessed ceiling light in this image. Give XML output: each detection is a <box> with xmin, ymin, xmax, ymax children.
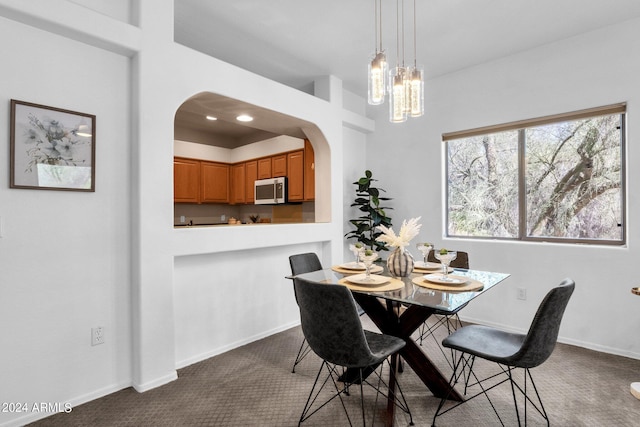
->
<box><xmin>206</xmin><ymin>115</ymin><xmax>218</xmax><ymax>121</ymax></box>
<box><xmin>236</xmin><ymin>114</ymin><xmax>254</xmax><ymax>122</ymax></box>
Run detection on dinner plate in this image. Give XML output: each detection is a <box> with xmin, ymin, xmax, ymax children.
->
<box><xmin>339</xmin><ymin>262</ymin><xmax>365</xmax><ymax>270</ymax></box>
<box><xmin>346</xmin><ymin>273</ymin><xmax>390</xmax><ymax>286</ymax></box>
<box><xmin>414</xmin><ymin>261</ymin><xmax>441</xmax><ymax>270</ymax></box>
<box><xmin>422</xmin><ymin>274</ymin><xmax>467</xmax><ymax>285</ymax></box>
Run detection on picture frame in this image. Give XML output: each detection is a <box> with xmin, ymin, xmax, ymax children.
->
<box><xmin>10</xmin><ymin>99</ymin><xmax>96</xmax><ymax>192</ymax></box>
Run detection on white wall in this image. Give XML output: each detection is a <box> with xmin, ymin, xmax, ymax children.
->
<box><xmin>174</xmin><ymin>135</ymin><xmax>306</xmax><ymax>163</ymax></box>
<box><xmin>342</xmin><ymin>126</ymin><xmax>369</xmax><ymax>257</ymax></box>
<box><xmin>0</xmin><ymin>1</ymin><xmax>367</xmax><ymax>426</ymax></box>
<box><xmin>0</xmin><ymin>11</ymin><xmax>132</xmax><ymax>427</ymax></box>
<box><xmin>173</xmin><ymin>242</ymin><xmax>324</xmax><ymax>368</ymax></box>
<box><xmin>367</xmin><ymin>17</ymin><xmax>640</xmax><ymax>358</ymax></box>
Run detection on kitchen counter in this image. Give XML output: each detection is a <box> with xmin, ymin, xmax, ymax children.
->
<box><xmin>174</xmin><ymin>222</ymin><xmax>271</xmax><ymax>227</ymax></box>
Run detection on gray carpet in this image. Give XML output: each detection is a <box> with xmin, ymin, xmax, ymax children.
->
<box><xmin>29</xmin><ymin>316</ymin><xmax>640</xmax><ymax>426</ymax></box>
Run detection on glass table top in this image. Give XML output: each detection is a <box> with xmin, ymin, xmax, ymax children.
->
<box><xmin>292</xmin><ymin>267</ymin><xmax>511</xmax><ymax>313</ymax></box>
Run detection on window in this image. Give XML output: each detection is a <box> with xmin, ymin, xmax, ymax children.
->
<box><xmin>445</xmin><ymin>104</ymin><xmax>625</xmax><ymax>245</ymax></box>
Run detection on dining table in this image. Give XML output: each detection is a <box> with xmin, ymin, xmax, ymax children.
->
<box><xmin>293</xmin><ymin>262</ymin><xmax>510</xmax><ymax>426</ymax></box>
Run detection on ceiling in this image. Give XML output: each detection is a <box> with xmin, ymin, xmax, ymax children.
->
<box><xmin>173</xmin><ymin>0</ymin><xmax>640</xmax><ymax>145</ymax></box>
<box><xmin>174</xmin><ymin>93</ymin><xmax>310</xmax><ymax>148</ymax></box>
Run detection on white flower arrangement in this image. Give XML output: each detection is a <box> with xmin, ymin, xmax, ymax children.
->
<box><xmin>376</xmin><ymin>216</ymin><xmax>422</xmax><ymax>250</ymax></box>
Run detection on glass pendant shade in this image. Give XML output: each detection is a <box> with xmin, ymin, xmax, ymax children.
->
<box><xmin>368</xmin><ymin>52</ymin><xmax>388</xmax><ymax>105</ymax></box>
<box><xmin>389</xmin><ymin>67</ymin><xmax>407</xmax><ymax>123</ymax></box>
<box><xmin>402</xmin><ymin>67</ymin><xmax>412</xmax><ymax>113</ymax></box>
<box><xmin>409</xmin><ymin>66</ymin><xmax>424</xmax><ymax>117</ymax></box>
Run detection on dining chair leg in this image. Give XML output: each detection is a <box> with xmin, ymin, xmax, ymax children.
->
<box><xmin>359</xmin><ymin>369</ymin><xmax>366</xmax><ymax>427</ymax></box>
<box><xmin>507</xmin><ymin>367</ymin><xmax>550</xmax><ymax>426</ymax></box>
<box><xmin>298</xmin><ymin>361</ymin><xmax>353</xmax><ymax>426</ymax></box>
<box><xmin>431</xmin><ymin>353</ymin><xmax>466</xmax><ymax>426</ymax></box>
<box><xmin>292</xmin><ymin>338</ymin><xmax>312</xmax><ymax>373</ymax></box>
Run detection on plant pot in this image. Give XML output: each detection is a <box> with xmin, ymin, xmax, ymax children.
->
<box><xmin>387</xmin><ymin>247</ymin><xmax>414</xmax><ymax>277</ymax></box>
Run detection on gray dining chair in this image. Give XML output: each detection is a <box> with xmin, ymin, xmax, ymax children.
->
<box><xmin>289</xmin><ymin>253</ymin><xmax>324</xmax><ymax>373</ymax></box>
<box><xmin>293</xmin><ymin>276</ymin><xmax>414</xmax><ymax>426</ymax></box>
<box><xmin>432</xmin><ymin>278</ymin><xmax>575</xmax><ymax>426</ymax></box>
<box><xmin>418</xmin><ymin>251</ymin><xmax>470</xmax><ymax>367</ymax></box>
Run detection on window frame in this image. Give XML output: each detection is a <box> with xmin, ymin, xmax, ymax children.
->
<box><xmin>444</xmin><ymin>104</ymin><xmax>627</xmax><ymax>246</ymax></box>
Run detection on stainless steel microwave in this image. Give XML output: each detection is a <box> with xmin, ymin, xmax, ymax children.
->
<box><xmin>254</xmin><ymin>177</ymin><xmax>287</xmax><ymax>204</ymax></box>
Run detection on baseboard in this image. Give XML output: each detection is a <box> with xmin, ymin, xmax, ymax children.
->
<box><xmin>0</xmin><ymin>381</ymin><xmax>131</xmax><ymax>427</ymax></box>
<box><xmin>132</xmin><ymin>371</ymin><xmax>178</xmax><ymax>393</ymax></box>
<box><xmin>460</xmin><ymin>315</ymin><xmax>640</xmax><ymax>360</ymax></box>
<box><xmin>175</xmin><ymin>320</ymin><xmax>301</xmax><ymax>370</ymax></box>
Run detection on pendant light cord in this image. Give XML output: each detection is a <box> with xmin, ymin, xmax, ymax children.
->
<box><xmin>378</xmin><ymin>0</ymin><xmax>383</xmax><ymax>53</ymax></box>
<box><xmin>395</xmin><ymin>0</ymin><xmax>401</xmax><ymax>65</ymax></box>
<box><xmin>374</xmin><ymin>0</ymin><xmax>378</xmax><ymax>53</ymax></box>
<box><xmin>401</xmin><ymin>0</ymin><xmax>405</xmax><ymax>67</ymax></box>
<box><xmin>413</xmin><ymin>0</ymin><xmax>417</xmax><ymax>67</ymax></box>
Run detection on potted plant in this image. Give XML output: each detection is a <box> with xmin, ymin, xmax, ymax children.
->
<box><xmin>345</xmin><ymin>170</ymin><xmax>393</xmax><ymax>252</ymax></box>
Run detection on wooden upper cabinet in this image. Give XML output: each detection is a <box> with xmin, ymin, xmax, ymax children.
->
<box><xmin>303</xmin><ymin>139</ymin><xmax>315</xmax><ymax>201</ymax></box>
<box><xmin>245</xmin><ymin>160</ymin><xmax>257</xmax><ymax>203</ymax></box>
<box><xmin>287</xmin><ymin>150</ymin><xmax>304</xmax><ymax>202</ymax></box>
<box><xmin>231</xmin><ymin>163</ymin><xmax>246</xmax><ymax>204</ymax></box>
<box><xmin>175</xmin><ymin>144</ymin><xmax>314</xmax><ymax>205</ymax></box>
<box><xmin>257</xmin><ymin>157</ymin><xmax>272</xmax><ymax>179</ymax></box>
<box><xmin>174</xmin><ymin>157</ymin><xmax>201</xmax><ymax>203</ymax></box>
<box><xmin>272</xmin><ymin>154</ymin><xmax>287</xmax><ymax>177</ymax></box>
<box><xmin>201</xmin><ymin>161</ymin><xmax>229</xmax><ymax>203</ymax></box>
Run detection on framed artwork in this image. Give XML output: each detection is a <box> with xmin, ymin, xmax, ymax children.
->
<box><xmin>10</xmin><ymin>99</ymin><xmax>96</xmax><ymax>191</ymax></box>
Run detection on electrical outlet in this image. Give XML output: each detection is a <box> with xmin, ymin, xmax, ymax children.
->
<box><xmin>91</xmin><ymin>326</ymin><xmax>104</xmax><ymax>346</ymax></box>
<box><xmin>517</xmin><ymin>288</ymin><xmax>527</xmax><ymax>301</ymax></box>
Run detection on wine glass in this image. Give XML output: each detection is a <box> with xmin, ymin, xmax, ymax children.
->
<box><xmin>348</xmin><ymin>242</ymin><xmax>365</xmax><ymax>267</ymax></box>
<box><xmin>434</xmin><ymin>250</ymin><xmax>457</xmax><ymax>281</ymax></box>
<box><xmin>415</xmin><ymin>242</ymin><xmax>433</xmax><ymax>267</ymax></box>
<box><xmin>360</xmin><ymin>250</ymin><xmax>379</xmax><ymax>281</ymax></box>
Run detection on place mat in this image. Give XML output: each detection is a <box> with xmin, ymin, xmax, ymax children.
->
<box><xmin>338</xmin><ymin>276</ymin><xmax>405</xmax><ymax>292</ymax></box>
<box><xmin>332</xmin><ymin>264</ymin><xmax>383</xmax><ymax>275</ymax></box>
<box><xmin>412</xmin><ymin>275</ymin><xmax>484</xmax><ymax>292</ymax></box>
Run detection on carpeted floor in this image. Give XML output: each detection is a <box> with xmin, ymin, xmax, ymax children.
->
<box><xmin>29</xmin><ymin>316</ymin><xmax>640</xmax><ymax>426</ymax></box>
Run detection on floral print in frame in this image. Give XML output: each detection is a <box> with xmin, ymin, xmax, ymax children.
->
<box><xmin>10</xmin><ymin>99</ymin><xmax>95</xmax><ymax>191</ymax></box>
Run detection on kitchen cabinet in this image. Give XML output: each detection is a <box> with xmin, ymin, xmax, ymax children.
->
<box><xmin>231</xmin><ymin>163</ymin><xmax>246</xmax><ymax>204</ymax></box>
<box><xmin>174</xmin><ymin>157</ymin><xmax>200</xmax><ymax>203</ymax></box>
<box><xmin>201</xmin><ymin>161</ymin><xmax>229</xmax><ymax>203</ymax></box>
<box><xmin>287</xmin><ymin>150</ymin><xmax>304</xmax><ymax>202</ymax></box>
<box><xmin>175</xmin><ymin>143</ymin><xmax>315</xmax><ymax>206</ymax></box>
<box><xmin>245</xmin><ymin>160</ymin><xmax>257</xmax><ymax>203</ymax></box>
<box><xmin>272</xmin><ymin>154</ymin><xmax>287</xmax><ymax>177</ymax></box>
<box><xmin>257</xmin><ymin>157</ymin><xmax>272</xmax><ymax>179</ymax></box>
<box><xmin>303</xmin><ymin>139</ymin><xmax>315</xmax><ymax>201</ymax></box>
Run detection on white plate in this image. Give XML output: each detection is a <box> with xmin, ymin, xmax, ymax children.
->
<box><xmin>340</xmin><ymin>262</ymin><xmax>365</xmax><ymax>270</ymax></box>
<box><xmin>414</xmin><ymin>261</ymin><xmax>444</xmax><ymax>270</ymax></box>
<box><xmin>423</xmin><ymin>274</ymin><xmax>466</xmax><ymax>285</ymax></box>
<box><xmin>346</xmin><ymin>273</ymin><xmax>390</xmax><ymax>285</ymax></box>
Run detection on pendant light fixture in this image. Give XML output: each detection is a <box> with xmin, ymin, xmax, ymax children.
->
<box><xmin>389</xmin><ymin>0</ymin><xmax>407</xmax><ymax>123</ymax></box>
<box><xmin>408</xmin><ymin>0</ymin><xmax>424</xmax><ymax>117</ymax></box>
<box><xmin>368</xmin><ymin>0</ymin><xmax>387</xmax><ymax>105</ymax></box>
<box><xmin>367</xmin><ymin>0</ymin><xmax>424</xmax><ymax>122</ymax></box>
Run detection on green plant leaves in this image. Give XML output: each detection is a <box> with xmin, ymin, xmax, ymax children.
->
<box><xmin>345</xmin><ymin>170</ymin><xmax>393</xmax><ymax>251</ymax></box>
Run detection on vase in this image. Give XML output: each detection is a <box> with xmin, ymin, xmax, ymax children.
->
<box><xmin>387</xmin><ymin>247</ymin><xmax>414</xmax><ymax>277</ymax></box>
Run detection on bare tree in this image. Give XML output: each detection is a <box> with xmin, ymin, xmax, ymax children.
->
<box><xmin>447</xmin><ymin>114</ymin><xmax>622</xmax><ymax>241</ymax></box>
